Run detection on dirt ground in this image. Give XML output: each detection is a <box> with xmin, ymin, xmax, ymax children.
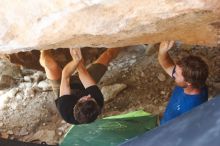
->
<box><xmin>0</xmin><ymin>44</ymin><xmax>219</xmax><ymax>144</ymax></box>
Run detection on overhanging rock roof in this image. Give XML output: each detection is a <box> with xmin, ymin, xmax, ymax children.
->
<box><xmin>0</xmin><ymin>0</ymin><xmax>220</xmax><ymax>54</ymax></box>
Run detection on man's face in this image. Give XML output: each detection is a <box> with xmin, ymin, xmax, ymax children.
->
<box><xmin>173</xmin><ymin>65</ymin><xmax>187</xmax><ymax>88</ymax></box>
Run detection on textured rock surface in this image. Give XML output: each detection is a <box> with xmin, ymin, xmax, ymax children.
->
<box><xmin>0</xmin><ymin>0</ymin><xmax>220</xmax><ymax>54</ymax></box>
<box><xmin>101</xmin><ymin>83</ymin><xmax>127</xmax><ymax>102</ymax></box>
<box><xmin>2</xmin><ymin>48</ymin><xmax>72</xmax><ymax>71</ymax></box>
<box><xmin>0</xmin><ymin>47</ymin><xmax>104</xmax><ymax>71</ymax></box>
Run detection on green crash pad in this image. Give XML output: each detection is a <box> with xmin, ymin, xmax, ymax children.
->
<box><xmin>60</xmin><ymin>110</ymin><xmax>157</xmax><ymax>146</ymax></box>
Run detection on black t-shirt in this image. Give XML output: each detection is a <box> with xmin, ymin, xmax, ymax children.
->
<box><xmin>55</xmin><ymin>85</ymin><xmax>104</xmax><ymax>124</ymax></box>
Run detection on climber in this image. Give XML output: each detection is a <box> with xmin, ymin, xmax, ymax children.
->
<box><xmin>158</xmin><ymin>41</ymin><xmax>209</xmax><ymax>125</ymax></box>
<box><xmin>40</xmin><ymin>47</ymin><xmax>120</xmax><ymax>124</ymax></box>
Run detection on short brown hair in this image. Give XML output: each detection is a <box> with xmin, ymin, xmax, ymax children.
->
<box><xmin>176</xmin><ymin>55</ymin><xmax>208</xmax><ymax>89</ymax></box>
<box><xmin>74</xmin><ymin>99</ymin><xmax>101</xmax><ymax>124</ymax></box>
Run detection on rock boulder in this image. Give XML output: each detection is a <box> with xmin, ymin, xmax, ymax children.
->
<box><xmin>0</xmin><ymin>0</ymin><xmax>219</xmax><ymax>54</ymax></box>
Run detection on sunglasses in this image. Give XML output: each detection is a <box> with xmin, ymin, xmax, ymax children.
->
<box><xmin>172</xmin><ymin>66</ymin><xmax>176</xmax><ymax>78</ymax></box>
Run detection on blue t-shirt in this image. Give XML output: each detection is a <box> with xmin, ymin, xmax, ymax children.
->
<box><xmin>160</xmin><ymin>86</ymin><xmax>208</xmax><ymax>125</ymax></box>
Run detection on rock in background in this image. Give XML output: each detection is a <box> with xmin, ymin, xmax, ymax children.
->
<box><xmin>101</xmin><ymin>83</ymin><xmax>127</xmax><ymax>102</ymax></box>
<box><xmin>0</xmin><ymin>60</ymin><xmax>21</xmax><ymax>89</ymax></box>
<box><xmin>0</xmin><ymin>60</ymin><xmax>63</xmax><ymax>144</ymax></box>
